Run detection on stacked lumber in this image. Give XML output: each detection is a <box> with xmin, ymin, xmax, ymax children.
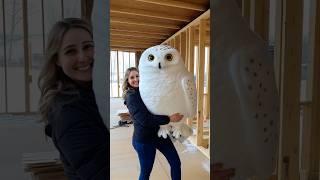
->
<box><xmin>22</xmin><ymin>151</ymin><xmax>67</xmax><ymax>180</ymax></box>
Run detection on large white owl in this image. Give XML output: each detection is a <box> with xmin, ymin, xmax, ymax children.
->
<box><xmin>138</xmin><ymin>45</ymin><xmax>196</xmax><ymax>139</ymax></box>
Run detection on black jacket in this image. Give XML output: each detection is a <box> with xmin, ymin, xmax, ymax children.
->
<box><xmin>45</xmin><ymin>87</ymin><xmax>109</xmax><ymax>180</ymax></box>
<box><xmin>124</xmin><ymin>88</ymin><xmax>170</xmax><ymax>143</ymax></box>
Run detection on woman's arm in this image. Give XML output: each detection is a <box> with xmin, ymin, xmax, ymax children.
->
<box><xmin>53</xmin><ymin>104</ymin><xmax>108</xmax><ymax>179</ymax></box>
<box><xmin>126</xmin><ymin>92</ymin><xmax>170</xmax><ymax>128</ymax></box>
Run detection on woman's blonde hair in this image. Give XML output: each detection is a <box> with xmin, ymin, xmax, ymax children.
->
<box><xmin>122</xmin><ymin>67</ymin><xmax>139</xmax><ymax>99</ymax></box>
<box><xmin>38</xmin><ymin>18</ymin><xmax>93</xmax><ymax>124</ymax></box>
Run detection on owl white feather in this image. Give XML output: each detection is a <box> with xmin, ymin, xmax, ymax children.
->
<box><xmin>138</xmin><ymin>45</ymin><xmax>196</xmax><ymax>139</ymax></box>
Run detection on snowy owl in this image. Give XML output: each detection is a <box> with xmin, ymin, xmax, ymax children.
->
<box><xmin>138</xmin><ymin>45</ymin><xmax>196</xmax><ymax>139</ymax></box>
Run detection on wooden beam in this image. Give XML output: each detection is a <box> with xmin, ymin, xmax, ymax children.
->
<box><xmin>188</xmin><ymin>26</ymin><xmax>195</xmax><ymax>77</ymax></box>
<box><xmin>242</xmin><ymin>0</ymin><xmax>251</xmax><ymax>23</ymax></box>
<box><xmin>111</xmin><ymin>33</ymin><xmax>167</xmax><ymax>41</ymax></box>
<box><xmin>111</xmin><ymin>36</ymin><xmax>161</xmax><ymax>44</ymax></box>
<box><xmin>277</xmin><ymin>0</ymin><xmax>303</xmax><ymax>179</ymax></box>
<box><xmin>308</xmin><ymin>1</ymin><xmax>320</xmax><ymax>178</ymax></box>
<box><xmin>185</xmin><ymin>29</ymin><xmax>189</xmax><ymax>68</ymax></box>
<box><xmin>116</xmin><ymin>51</ymin><xmax>120</xmax><ymax>97</ymax></box>
<box><xmin>111</xmin><ymin>18</ymin><xmax>181</xmax><ymax>30</ymax></box>
<box><xmin>196</xmin><ymin>19</ymin><xmax>206</xmax><ymax>147</ymax></box>
<box><xmin>111</xmin><ymin>47</ymin><xmax>146</xmax><ymax>52</ymax></box>
<box><xmin>22</xmin><ymin>0</ymin><xmax>30</xmax><ymax>113</ymax></box>
<box><xmin>162</xmin><ymin>10</ymin><xmax>210</xmax><ymax>44</ymax></box>
<box><xmin>110</xmin><ymin>6</ymin><xmax>190</xmax><ymax>22</ymax></box>
<box><xmin>111</xmin><ymin>28</ymin><xmax>170</xmax><ymax>36</ymax></box>
<box><xmin>180</xmin><ymin>31</ymin><xmax>187</xmax><ymax>66</ymax></box>
<box><xmin>111</xmin><ymin>43</ymin><xmax>151</xmax><ymax>49</ymax></box>
<box><xmin>252</xmin><ymin>0</ymin><xmax>269</xmax><ymax>41</ymax></box>
<box><xmin>110</xmin><ymin>23</ymin><xmax>176</xmax><ymax>35</ymax></box>
<box><xmin>111</xmin><ymin>40</ymin><xmax>156</xmax><ymax>46</ymax></box>
<box><xmin>174</xmin><ymin>35</ymin><xmax>181</xmax><ymax>53</ymax></box>
<box><xmin>135</xmin><ymin>0</ymin><xmax>207</xmax><ymax>11</ymax></box>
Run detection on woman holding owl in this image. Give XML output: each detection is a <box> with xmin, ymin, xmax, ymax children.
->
<box><xmin>123</xmin><ymin>67</ymin><xmax>183</xmax><ymax>180</ymax></box>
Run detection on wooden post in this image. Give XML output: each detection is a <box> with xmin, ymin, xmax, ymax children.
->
<box><xmin>175</xmin><ymin>35</ymin><xmax>181</xmax><ymax>52</ymax></box>
<box><xmin>180</xmin><ymin>31</ymin><xmax>187</xmax><ymax>66</ymax></box>
<box><xmin>251</xmin><ymin>0</ymin><xmax>269</xmax><ymax>41</ymax></box>
<box><xmin>196</xmin><ymin>19</ymin><xmax>206</xmax><ymax>147</ymax></box>
<box><xmin>242</xmin><ymin>0</ymin><xmax>251</xmax><ymax>23</ymax></box>
<box><xmin>135</xmin><ymin>51</ymin><xmax>142</xmax><ymax>68</ymax></box>
<box><xmin>22</xmin><ymin>0</ymin><xmax>30</xmax><ymax>112</ymax></box>
<box><xmin>277</xmin><ymin>0</ymin><xmax>303</xmax><ymax>179</ymax></box>
<box><xmin>187</xmin><ymin>26</ymin><xmax>195</xmax><ymax>126</ymax></box>
<box><xmin>116</xmin><ymin>51</ymin><xmax>120</xmax><ymax>97</ymax></box>
<box><xmin>308</xmin><ymin>1</ymin><xmax>320</xmax><ymax>178</ymax></box>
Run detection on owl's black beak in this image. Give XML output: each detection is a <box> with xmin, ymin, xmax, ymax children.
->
<box><xmin>158</xmin><ymin>62</ymin><xmax>162</xmax><ymax>69</ymax></box>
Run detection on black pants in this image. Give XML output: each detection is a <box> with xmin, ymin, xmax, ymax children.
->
<box><xmin>132</xmin><ymin>138</ymin><xmax>181</xmax><ymax>180</ymax></box>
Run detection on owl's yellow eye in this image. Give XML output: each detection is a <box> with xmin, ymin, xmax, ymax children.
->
<box><xmin>165</xmin><ymin>54</ymin><xmax>173</xmax><ymax>61</ymax></box>
<box><xmin>148</xmin><ymin>54</ymin><xmax>154</xmax><ymax>61</ymax></box>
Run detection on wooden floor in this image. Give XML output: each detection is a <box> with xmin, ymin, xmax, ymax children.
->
<box><xmin>110</xmin><ymin>98</ymin><xmax>210</xmax><ymax>180</ymax></box>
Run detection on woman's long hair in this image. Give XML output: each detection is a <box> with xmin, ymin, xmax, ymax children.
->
<box><xmin>38</xmin><ymin>18</ymin><xmax>93</xmax><ymax>124</ymax></box>
<box><xmin>122</xmin><ymin>67</ymin><xmax>139</xmax><ymax>99</ymax></box>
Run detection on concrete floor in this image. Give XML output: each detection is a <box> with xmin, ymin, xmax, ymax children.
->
<box><xmin>110</xmin><ymin>98</ymin><xmax>210</xmax><ymax>180</ymax></box>
<box><xmin>0</xmin><ymin>114</ymin><xmax>56</xmax><ymax>180</ymax></box>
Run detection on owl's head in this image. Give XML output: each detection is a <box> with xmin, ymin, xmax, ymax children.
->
<box><xmin>139</xmin><ymin>45</ymin><xmax>184</xmax><ymax>71</ymax></box>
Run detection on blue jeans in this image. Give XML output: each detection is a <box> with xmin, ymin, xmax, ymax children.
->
<box><xmin>132</xmin><ymin>138</ymin><xmax>181</xmax><ymax>180</ymax></box>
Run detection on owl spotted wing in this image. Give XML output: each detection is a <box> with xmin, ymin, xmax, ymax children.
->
<box><xmin>181</xmin><ymin>74</ymin><xmax>197</xmax><ymax>118</ymax></box>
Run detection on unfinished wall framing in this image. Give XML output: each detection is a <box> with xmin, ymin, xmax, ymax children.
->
<box><xmin>162</xmin><ymin>10</ymin><xmax>211</xmax><ymax>158</ymax></box>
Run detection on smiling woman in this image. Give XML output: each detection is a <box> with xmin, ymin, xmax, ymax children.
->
<box><xmin>37</xmin><ymin>18</ymin><xmax>109</xmax><ymax>179</ymax></box>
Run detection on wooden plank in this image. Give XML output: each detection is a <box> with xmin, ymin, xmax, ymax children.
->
<box><xmin>252</xmin><ymin>0</ymin><xmax>269</xmax><ymax>41</ymax></box>
<box><xmin>111</xmin><ymin>33</ymin><xmax>166</xmax><ymax>41</ymax></box>
<box><xmin>185</xmin><ymin>29</ymin><xmax>189</xmax><ymax>67</ymax></box>
<box><xmin>277</xmin><ymin>0</ymin><xmax>303</xmax><ymax>179</ymax></box>
<box><xmin>308</xmin><ymin>1</ymin><xmax>320</xmax><ymax>178</ymax></box>
<box><xmin>22</xmin><ymin>0</ymin><xmax>30</xmax><ymax>112</ymax></box>
<box><xmin>242</xmin><ymin>0</ymin><xmax>251</xmax><ymax>23</ymax></box>
<box><xmin>111</xmin><ymin>47</ymin><xmax>145</xmax><ymax>52</ymax></box>
<box><xmin>111</xmin><ymin>18</ymin><xmax>181</xmax><ymax>30</ymax></box>
<box><xmin>111</xmin><ymin>37</ymin><xmax>161</xmax><ymax>44</ymax></box>
<box><xmin>196</xmin><ymin>19</ymin><xmax>206</xmax><ymax>147</ymax></box>
<box><xmin>180</xmin><ymin>31</ymin><xmax>187</xmax><ymax>66</ymax></box>
<box><xmin>111</xmin><ymin>43</ymin><xmax>151</xmax><ymax>49</ymax></box>
<box><xmin>116</xmin><ymin>51</ymin><xmax>120</xmax><ymax>97</ymax></box>
<box><xmin>188</xmin><ymin>26</ymin><xmax>195</xmax><ymax>76</ymax></box>
<box><xmin>111</xmin><ymin>28</ymin><xmax>170</xmax><ymax>36</ymax></box>
<box><xmin>110</xmin><ymin>23</ymin><xmax>176</xmax><ymax>35</ymax></box>
<box><xmin>187</xmin><ymin>27</ymin><xmax>195</xmax><ymax>126</ymax></box>
<box><xmin>206</xmin><ymin>46</ymin><xmax>210</xmax><ymax>120</ymax></box>
<box><xmin>162</xmin><ymin>10</ymin><xmax>210</xmax><ymax>44</ymax></box>
<box><xmin>135</xmin><ymin>51</ymin><xmax>142</xmax><ymax>67</ymax></box>
<box><xmin>110</xmin><ymin>5</ymin><xmax>190</xmax><ymax>22</ymax></box>
<box><xmin>135</xmin><ymin>0</ymin><xmax>207</xmax><ymax>11</ymax></box>
<box><xmin>175</xmin><ymin>35</ymin><xmax>181</xmax><ymax>53</ymax></box>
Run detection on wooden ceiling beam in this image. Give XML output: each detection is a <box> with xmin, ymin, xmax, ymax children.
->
<box><xmin>111</xmin><ymin>39</ymin><xmax>161</xmax><ymax>45</ymax></box>
<box><xmin>111</xmin><ymin>33</ymin><xmax>167</xmax><ymax>40</ymax></box>
<box><xmin>111</xmin><ymin>47</ymin><xmax>146</xmax><ymax>52</ymax></box>
<box><xmin>110</xmin><ymin>6</ymin><xmax>190</xmax><ymax>22</ymax></box>
<box><xmin>111</xmin><ymin>36</ymin><xmax>161</xmax><ymax>43</ymax></box>
<box><xmin>111</xmin><ymin>28</ymin><xmax>170</xmax><ymax>36</ymax></box>
<box><xmin>110</xmin><ymin>43</ymin><xmax>151</xmax><ymax>49</ymax></box>
<box><xmin>110</xmin><ymin>24</ymin><xmax>177</xmax><ymax>35</ymax></box>
<box><xmin>111</xmin><ymin>18</ymin><xmax>181</xmax><ymax>29</ymax></box>
<box><xmin>135</xmin><ymin>0</ymin><xmax>207</xmax><ymax>11</ymax></box>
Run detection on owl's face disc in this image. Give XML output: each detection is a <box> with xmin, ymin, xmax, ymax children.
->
<box><xmin>139</xmin><ymin>45</ymin><xmax>183</xmax><ymax>71</ymax></box>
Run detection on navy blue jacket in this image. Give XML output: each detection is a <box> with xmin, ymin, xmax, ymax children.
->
<box><xmin>124</xmin><ymin>88</ymin><xmax>170</xmax><ymax>143</ymax></box>
<box><xmin>45</xmin><ymin>87</ymin><xmax>109</xmax><ymax>180</ymax></box>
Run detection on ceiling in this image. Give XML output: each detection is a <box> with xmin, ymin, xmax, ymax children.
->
<box><xmin>110</xmin><ymin>0</ymin><xmax>210</xmax><ymax>52</ymax></box>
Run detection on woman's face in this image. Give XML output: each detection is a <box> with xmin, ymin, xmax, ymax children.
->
<box><xmin>57</xmin><ymin>28</ymin><xmax>94</xmax><ymax>82</ymax></box>
<box><xmin>128</xmin><ymin>70</ymin><xmax>139</xmax><ymax>88</ymax></box>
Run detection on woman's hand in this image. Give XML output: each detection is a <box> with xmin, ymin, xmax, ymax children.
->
<box><xmin>169</xmin><ymin>113</ymin><xmax>184</xmax><ymax>122</ymax></box>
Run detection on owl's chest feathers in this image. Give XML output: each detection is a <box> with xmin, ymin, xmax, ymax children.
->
<box><xmin>143</xmin><ymin>74</ymin><xmax>180</xmax><ymax>93</ymax></box>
